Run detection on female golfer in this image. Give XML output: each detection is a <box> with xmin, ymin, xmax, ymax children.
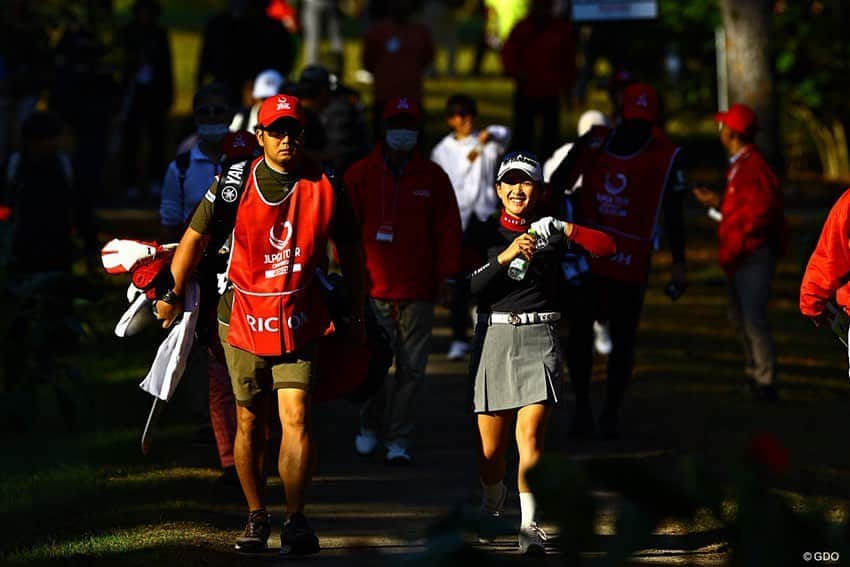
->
<box><xmin>468</xmin><ymin>152</ymin><xmax>615</xmax><ymax>555</ymax></box>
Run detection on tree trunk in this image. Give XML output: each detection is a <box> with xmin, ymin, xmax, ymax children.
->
<box><xmin>720</xmin><ymin>0</ymin><xmax>780</xmax><ymax>166</ymax></box>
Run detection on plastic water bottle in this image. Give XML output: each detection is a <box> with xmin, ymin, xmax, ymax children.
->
<box><xmin>507</xmin><ymin>229</ymin><xmax>545</xmax><ymax>281</ymax></box>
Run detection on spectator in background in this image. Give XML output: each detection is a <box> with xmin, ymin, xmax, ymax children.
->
<box><xmin>693</xmin><ymin>104</ymin><xmax>787</xmax><ymax>402</ymax></box>
<box><xmin>301</xmin><ymin>0</ymin><xmax>344</xmax><ymax>75</ymax></box>
<box><xmin>159</xmin><ymin>83</ymin><xmax>240</xmax><ymax>484</ymax></box>
<box><xmin>117</xmin><ymin>0</ymin><xmax>174</xmax><ymax>203</ymax></box>
<box><xmin>552</xmin><ymin>83</ymin><xmax>687</xmax><ymax>439</ymax></box>
<box><xmin>297</xmin><ymin>65</ymin><xmax>369</xmax><ymax>174</ymax></box>
<box><xmin>2</xmin><ymin>112</ymin><xmax>97</xmax><ymax>276</ymax></box>
<box><xmin>345</xmin><ymin>97</ymin><xmax>462</xmax><ymax>465</ymax></box>
<box><xmin>501</xmin><ymin>0</ymin><xmax>576</xmax><ymax>158</ymax></box>
<box><xmin>0</xmin><ymin>1</ymin><xmax>52</xmax><ymax>168</ymax></box>
<box><xmin>231</xmin><ymin>69</ymin><xmax>286</xmax><ymax>133</ymax></box>
<box><xmin>52</xmin><ymin>5</ymin><xmax>116</xmax><ymax>204</ymax></box>
<box><xmin>543</xmin><ymin>109</ymin><xmax>613</xmax><ymax>356</ymax></box>
<box><xmin>422</xmin><ymin>0</ymin><xmax>458</xmax><ymax>76</ymax></box>
<box><xmin>197</xmin><ymin>0</ymin><xmax>294</xmax><ymax>104</ymax></box>
<box><xmin>431</xmin><ymin>94</ymin><xmax>510</xmax><ymax>360</ymax></box>
<box><xmin>362</xmin><ymin>0</ymin><xmax>434</xmax><ymax>137</ymax></box>
<box><xmin>160</xmin><ymin>83</ymin><xmax>234</xmax><ymax>242</ymax></box>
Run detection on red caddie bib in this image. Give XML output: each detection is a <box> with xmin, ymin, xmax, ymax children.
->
<box><xmin>575</xmin><ymin>136</ymin><xmax>679</xmax><ymax>284</ymax></box>
<box><xmin>226</xmin><ymin>158</ymin><xmax>336</xmax><ymax>356</ymax></box>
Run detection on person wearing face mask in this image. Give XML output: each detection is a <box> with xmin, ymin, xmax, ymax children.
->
<box><xmin>160</xmin><ymin>83</ymin><xmax>234</xmax><ymax>243</ymax></box>
<box><xmin>344</xmin><ymin>97</ymin><xmax>463</xmax><ymax>465</ymax></box>
<box><xmin>157</xmin><ymin>83</ymin><xmax>240</xmax><ymax>485</ymax></box>
<box><xmin>466</xmin><ymin>152</ymin><xmax>615</xmax><ymax>555</ymax></box>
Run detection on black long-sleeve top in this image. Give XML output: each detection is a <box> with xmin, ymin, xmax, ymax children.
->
<box><xmin>467</xmin><ymin>217</ymin><xmax>567</xmax><ymax>314</ymax></box>
<box><xmin>549</xmin><ymin>121</ymin><xmax>687</xmax><ymax>265</ymax></box>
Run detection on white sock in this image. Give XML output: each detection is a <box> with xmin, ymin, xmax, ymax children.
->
<box><xmin>481</xmin><ymin>480</ymin><xmax>506</xmax><ymax>511</ymax></box>
<box><xmin>519</xmin><ymin>492</ymin><xmax>537</xmax><ymax>528</ymax></box>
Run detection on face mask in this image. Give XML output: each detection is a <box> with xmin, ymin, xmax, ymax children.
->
<box><xmin>385</xmin><ymin>129</ymin><xmax>418</xmax><ymax>151</ymax></box>
<box><xmin>198</xmin><ymin>123</ymin><xmax>229</xmax><ymax>143</ymax></box>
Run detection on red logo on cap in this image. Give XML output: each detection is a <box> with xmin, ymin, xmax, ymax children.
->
<box><xmin>276</xmin><ymin>96</ymin><xmax>292</xmax><ymax>111</ymax></box>
<box><xmin>397</xmin><ymin>98</ymin><xmax>409</xmax><ymax>110</ymax></box>
<box><xmin>636</xmin><ymin>94</ymin><xmax>648</xmax><ymax>108</ymax></box>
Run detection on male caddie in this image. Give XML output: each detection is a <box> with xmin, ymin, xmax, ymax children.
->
<box><xmin>155</xmin><ymin>93</ymin><xmax>366</xmax><ymax>556</ymax></box>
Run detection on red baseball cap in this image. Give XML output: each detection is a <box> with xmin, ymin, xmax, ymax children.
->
<box><xmin>257</xmin><ymin>94</ymin><xmax>304</xmax><ymax>128</ymax></box>
<box><xmin>220</xmin><ymin>130</ymin><xmax>260</xmax><ymax>162</ymax></box>
<box><xmin>622</xmin><ymin>83</ymin><xmax>659</xmax><ymax>122</ymax></box>
<box><xmin>382</xmin><ymin>96</ymin><xmax>422</xmax><ymax>122</ymax></box>
<box><xmin>715</xmin><ymin>103</ymin><xmax>757</xmax><ymax>136</ymax></box>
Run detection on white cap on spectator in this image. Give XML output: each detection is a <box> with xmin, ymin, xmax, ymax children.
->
<box><xmin>577</xmin><ymin>109</ymin><xmax>609</xmax><ymax>137</ymax></box>
<box><xmin>252</xmin><ymin>69</ymin><xmax>285</xmax><ymax>99</ymax></box>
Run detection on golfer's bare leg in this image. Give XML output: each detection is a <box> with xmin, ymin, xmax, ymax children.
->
<box><xmin>235</xmin><ymin>392</ymin><xmax>271</xmax><ymax>511</ymax></box>
<box><xmin>515</xmin><ymin>403</ymin><xmax>551</xmax><ymax>492</ymax></box>
<box><xmin>477</xmin><ymin>410</ymin><xmax>514</xmax><ymax>485</ymax></box>
<box><xmin>278</xmin><ymin>387</ymin><xmax>312</xmax><ymax>518</ymax></box>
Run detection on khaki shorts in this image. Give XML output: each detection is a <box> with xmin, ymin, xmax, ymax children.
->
<box><xmin>218</xmin><ymin>323</ymin><xmax>316</xmax><ymax>406</ymax></box>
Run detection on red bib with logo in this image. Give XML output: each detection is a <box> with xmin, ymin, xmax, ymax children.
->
<box><xmin>575</xmin><ymin>137</ymin><xmax>679</xmax><ymax>284</ymax></box>
<box><xmin>226</xmin><ymin>158</ymin><xmax>336</xmax><ymax>356</ymax></box>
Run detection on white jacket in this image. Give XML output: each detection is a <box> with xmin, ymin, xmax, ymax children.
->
<box><xmin>431</xmin><ymin>125</ymin><xmax>511</xmax><ymax>231</ymax></box>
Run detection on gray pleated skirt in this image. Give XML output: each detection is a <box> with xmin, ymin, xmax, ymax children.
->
<box><xmin>470</xmin><ymin>321</ymin><xmax>562</xmax><ymax>413</ymax></box>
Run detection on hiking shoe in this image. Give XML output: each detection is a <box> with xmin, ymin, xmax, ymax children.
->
<box><xmin>234</xmin><ymin>509</ymin><xmax>271</xmax><ymax>552</ymax></box>
<box><xmin>478</xmin><ymin>483</ymin><xmax>508</xmax><ymax>544</ymax></box>
<box><xmin>518</xmin><ymin>522</ymin><xmax>547</xmax><ymax>556</ymax></box>
<box><xmin>355</xmin><ymin>428</ymin><xmax>379</xmax><ymax>456</ymax></box>
<box><xmin>447</xmin><ymin>340</ymin><xmax>470</xmax><ymax>360</ymax></box>
<box><xmin>280</xmin><ymin>512</ymin><xmax>320</xmax><ymax>556</ymax></box>
<box><xmin>385</xmin><ymin>442</ymin><xmax>412</xmax><ymax>465</ymax></box>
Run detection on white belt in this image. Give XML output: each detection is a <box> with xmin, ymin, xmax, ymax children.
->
<box><xmin>481</xmin><ymin>311</ymin><xmax>561</xmax><ymax>326</ymax></box>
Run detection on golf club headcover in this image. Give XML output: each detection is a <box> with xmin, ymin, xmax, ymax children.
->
<box><xmin>101</xmin><ymin>238</ymin><xmax>159</xmax><ymax>274</ymax></box>
<box><xmin>568</xmin><ymin>225</ymin><xmax>617</xmax><ymax>258</ymax></box>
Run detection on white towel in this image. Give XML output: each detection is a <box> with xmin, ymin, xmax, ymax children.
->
<box><xmin>115</xmin><ymin>291</ymin><xmax>155</xmax><ymax>337</ymax></box>
<box><xmin>139</xmin><ymin>280</ymin><xmax>200</xmax><ymax>401</ymax></box>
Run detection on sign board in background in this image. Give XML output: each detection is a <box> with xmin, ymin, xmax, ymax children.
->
<box><xmin>572</xmin><ymin>0</ymin><xmax>658</xmax><ymax>22</ymax></box>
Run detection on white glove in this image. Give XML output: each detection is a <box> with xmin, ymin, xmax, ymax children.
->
<box><xmin>529</xmin><ymin>216</ymin><xmax>566</xmax><ymax>241</ymax></box>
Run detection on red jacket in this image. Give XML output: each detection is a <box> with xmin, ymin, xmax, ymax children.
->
<box><xmin>800</xmin><ymin>189</ymin><xmax>850</xmax><ymax>317</ymax></box>
<box><xmin>344</xmin><ymin>146</ymin><xmax>462</xmax><ymax>301</ymax></box>
<box><xmin>501</xmin><ymin>16</ymin><xmax>575</xmax><ymax>99</ymax></box>
<box><xmin>718</xmin><ymin>146</ymin><xmax>787</xmax><ymax>274</ymax></box>
<box><xmin>362</xmin><ymin>19</ymin><xmax>434</xmax><ymax>103</ymax></box>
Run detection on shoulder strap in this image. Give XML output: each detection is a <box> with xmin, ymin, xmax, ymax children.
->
<box><xmin>208</xmin><ymin>157</ymin><xmax>251</xmax><ymax>253</ymax></box>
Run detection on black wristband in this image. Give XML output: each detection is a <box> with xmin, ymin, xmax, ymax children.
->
<box><xmin>160</xmin><ymin>289</ymin><xmax>182</xmax><ymax>305</ymax></box>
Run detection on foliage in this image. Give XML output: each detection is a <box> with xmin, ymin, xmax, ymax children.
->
<box><xmin>412</xmin><ymin>436</ymin><xmax>850</xmax><ymax>565</ymax></box>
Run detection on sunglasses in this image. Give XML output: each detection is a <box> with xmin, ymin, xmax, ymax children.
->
<box><xmin>262</xmin><ymin>125</ymin><xmax>304</xmax><ymax>139</ymax></box>
<box><xmin>195</xmin><ymin>104</ymin><xmax>230</xmax><ymax>117</ymax></box>
<box><xmin>448</xmin><ymin>109</ymin><xmax>473</xmax><ymax>118</ymax></box>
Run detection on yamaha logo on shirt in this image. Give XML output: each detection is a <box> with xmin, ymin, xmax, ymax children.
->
<box><xmin>221</xmin><ymin>186</ymin><xmax>238</xmax><ymax>203</ymax></box>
